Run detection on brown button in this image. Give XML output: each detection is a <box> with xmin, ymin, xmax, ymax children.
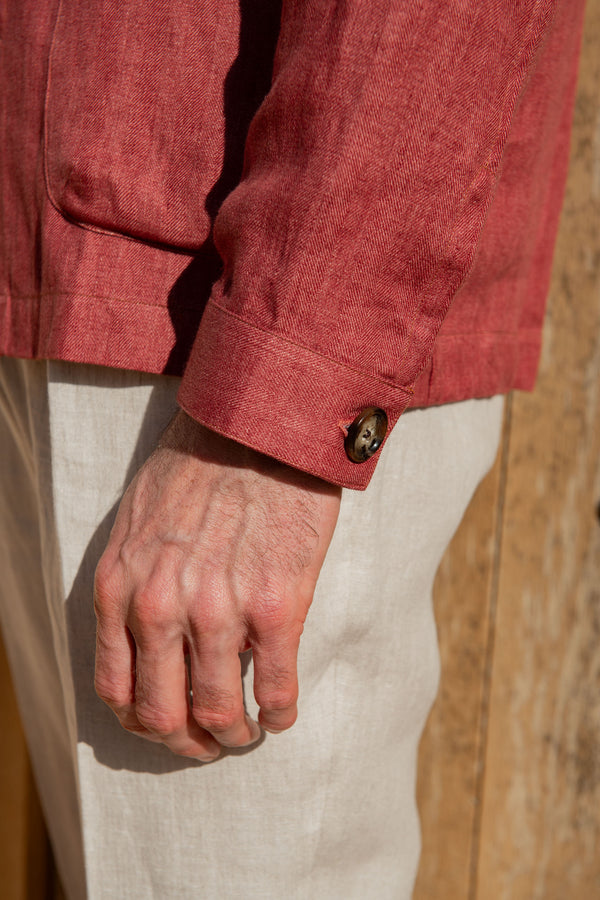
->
<box><xmin>344</xmin><ymin>407</ymin><xmax>388</xmax><ymax>463</ymax></box>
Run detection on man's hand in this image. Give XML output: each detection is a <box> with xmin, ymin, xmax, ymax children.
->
<box><xmin>93</xmin><ymin>410</ymin><xmax>341</xmax><ymax>761</ymax></box>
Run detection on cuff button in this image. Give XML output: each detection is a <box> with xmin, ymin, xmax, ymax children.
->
<box><xmin>344</xmin><ymin>407</ymin><xmax>388</xmax><ymax>463</ymax></box>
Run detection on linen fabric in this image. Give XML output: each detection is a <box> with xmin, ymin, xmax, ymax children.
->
<box><xmin>0</xmin><ymin>356</ymin><xmax>503</xmax><ymax>899</ymax></box>
<box><xmin>0</xmin><ymin>0</ymin><xmax>585</xmax><ymax>489</ymax></box>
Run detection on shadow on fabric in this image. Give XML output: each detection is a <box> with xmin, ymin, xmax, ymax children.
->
<box><xmin>164</xmin><ymin>0</ymin><xmax>283</xmax><ymax>377</ymax></box>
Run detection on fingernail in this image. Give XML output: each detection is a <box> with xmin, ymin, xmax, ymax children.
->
<box><xmin>195</xmin><ymin>752</ymin><xmax>220</xmax><ymax>763</ymax></box>
<box><xmin>245</xmin><ymin>717</ymin><xmax>262</xmax><ymax>744</ymax></box>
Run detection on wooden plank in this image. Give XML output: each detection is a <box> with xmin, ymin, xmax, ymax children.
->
<box><xmin>414</xmin><ymin>430</ymin><xmax>505</xmax><ymax>898</ymax></box>
<box><xmin>474</xmin><ymin>0</ymin><xmax>600</xmax><ymax>895</ymax></box>
<box><xmin>0</xmin><ymin>634</ymin><xmax>50</xmax><ymax>900</ymax></box>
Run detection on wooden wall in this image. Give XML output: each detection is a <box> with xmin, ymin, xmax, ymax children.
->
<box><xmin>0</xmin><ymin>1</ymin><xmax>598</xmax><ymax>896</ymax></box>
<box><xmin>0</xmin><ymin>636</ymin><xmax>53</xmax><ymax>898</ymax></box>
<box><xmin>415</xmin><ymin>0</ymin><xmax>600</xmax><ymax>895</ymax></box>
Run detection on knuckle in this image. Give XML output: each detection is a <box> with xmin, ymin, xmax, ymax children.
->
<box><xmin>257</xmin><ymin>687</ymin><xmax>298</xmax><ymax>713</ymax></box>
<box><xmin>128</xmin><ymin>590</ymin><xmax>177</xmax><ymax>638</ymax></box>
<box><xmin>252</xmin><ymin>601</ymin><xmax>292</xmax><ymax>637</ymax></box>
<box><xmin>252</xmin><ymin>596</ymin><xmax>304</xmax><ymax>643</ymax></box>
<box><xmin>121</xmin><ymin>723</ymin><xmax>156</xmax><ymax>741</ymax></box>
<box><xmin>193</xmin><ymin>709</ymin><xmax>238</xmax><ymax>733</ymax></box>
<box><xmin>93</xmin><ymin>560</ymin><xmax>124</xmax><ymax>618</ymax></box>
<box><xmin>192</xmin><ymin>706</ymin><xmax>239</xmax><ymax>734</ymax></box>
<box><xmin>94</xmin><ymin>673</ymin><xmax>128</xmax><ymax>709</ymax></box>
<box><xmin>188</xmin><ymin>606</ymin><xmax>230</xmax><ymax>640</ymax></box>
<box><xmin>135</xmin><ymin>707</ymin><xmax>182</xmax><ymax>737</ymax></box>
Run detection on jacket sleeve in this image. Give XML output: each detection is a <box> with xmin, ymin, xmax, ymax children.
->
<box><xmin>177</xmin><ymin>0</ymin><xmax>567</xmax><ymax>490</ymax></box>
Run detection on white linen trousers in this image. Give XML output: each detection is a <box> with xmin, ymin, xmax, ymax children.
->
<box><xmin>0</xmin><ymin>356</ymin><xmax>503</xmax><ymax>900</ymax></box>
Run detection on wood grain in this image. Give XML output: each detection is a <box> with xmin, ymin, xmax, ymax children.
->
<box><xmin>417</xmin><ymin>2</ymin><xmax>599</xmax><ymax>896</ymax></box>
<box><xmin>0</xmin><ymin>635</ymin><xmax>50</xmax><ymax>900</ymax></box>
<box><xmin>475</xmin><ymin>0</ymin><xmax>600</xmax><ymax>895</ymax></box>
<box><xmin>413</xmin><ymin>441</ymin><xmax>505</xmax><ymax>898</ymax></box>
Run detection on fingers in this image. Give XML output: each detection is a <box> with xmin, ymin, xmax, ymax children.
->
<box><xmin>188</xmin><ymin>631</ymin><xmax>261</xmax><ymax>748</ymax></box>
<box><xmin>95</xmin><ymin>561</ymin><xmax>298</xmax><ymax>757</ymax></box>
<box><xmin>95</xmin><ymin>585</ymin><xmax>260</xmax><ymax>755</ymax></box>
<box><xmin>96</xmin><ymin>617</ymin><xmax>221</xmax><ymax>760</ymax></box>
<box><xmin>94</xmin><ymin>571</ymin><xmax>220</xmax><ymax>760</ymax></box>
<box><xmin>95</xmin><ymin>619</ymin><xmax>145</xmax><ymax>733</ymax></box>
<box><xmin>94</xmin><ymin>570</ymin><xmax>156</xmax><ymax>737</ymax></box>
<box><xmin>252</xmin><ymin>630</ymin><xmax>300</xmax><ymax>734</ymax></box>
<box><xmin>133</xmin><ymin>635</ymin><xmax>222</xmax><ymax>761</ymax></box>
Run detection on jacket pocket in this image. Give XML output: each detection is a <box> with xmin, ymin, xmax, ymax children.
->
<box><xmin>44</xmin><ymin>0</ymin><xmax>239</xmax><ymax>250</ymax></box>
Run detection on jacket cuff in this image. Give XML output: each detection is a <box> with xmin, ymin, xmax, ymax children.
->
<box><xmin>177</xmin><ymin>301</ymin><xmax>413</xmax><ymax>490</ymax></box>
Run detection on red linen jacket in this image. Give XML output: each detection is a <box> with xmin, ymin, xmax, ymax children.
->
<box><xmin>0</xmin><ymin>0</ymin><xmax>585</xmax><ymax>488</ymax></box>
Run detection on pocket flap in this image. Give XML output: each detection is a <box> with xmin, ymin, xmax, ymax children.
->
<box><xmin>44</xmin><ymin>0</ymin><xmax>239</xmax><ymax>249</ymax></box>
